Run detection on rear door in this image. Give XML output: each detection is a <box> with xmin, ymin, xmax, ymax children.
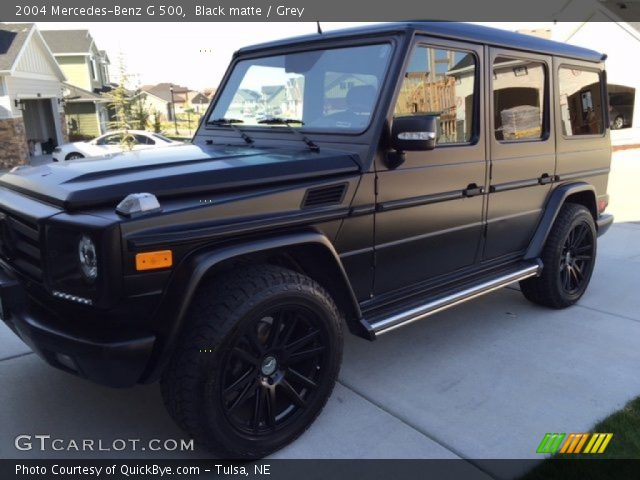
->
<box><xmin>484</xmin><ymin>49</ymin><xmax>555</xmax><ymax>260</ymax></box>
<box><xmin>373</xmin><ymin>37</ymin><xmax>487</xmax><ymax>295</ymax></box>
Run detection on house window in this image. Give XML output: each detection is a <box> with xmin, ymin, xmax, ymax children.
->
<box><xmin>394</xmin><ymin>45</ymin><xmax>477</xmax><ymax>145</ymax></box>
<box><xmin>558</xmin><ymin>67</ymin><xmax>604</xmax><ymax>136</ymax></box>
<box><xmin>89</xmin><ymin>57</ymin><xmax>98</xmax><ymax>81</ymax></box>
<box><xmin>102</xmin><ymin>65</ymin><xmax>110</xmax><ymax>85</ymax></box>
<box><xmin>493</xmin><ymin>56</ymin><xmax>546</xmax><ymax>141</ymax></box>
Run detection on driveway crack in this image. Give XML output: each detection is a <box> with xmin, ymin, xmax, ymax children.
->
<box><xmin>337</xmin><ymin>378</ymin><xmax>498</xmax><ymax>480</ymax></box>
<box><xmin>0</xmin><ymin>351</ymin><xmax>34</xmax><ymax>363</ymax></box>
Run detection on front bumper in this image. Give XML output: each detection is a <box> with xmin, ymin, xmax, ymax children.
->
<box><xmin>0</xmin><ymin>266</ymin><xmax>156</xmax><ymax>388</ymax></box>
<box><xmin>596</xmin><ymin>213</ymin><xmax>614</xmax><ymax>237</ymax></box>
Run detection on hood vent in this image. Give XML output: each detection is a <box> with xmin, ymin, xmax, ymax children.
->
<box><xmin>302</xmin><ymin>183</ymin><xmax>347</xmax><ymax>208</ymax></box>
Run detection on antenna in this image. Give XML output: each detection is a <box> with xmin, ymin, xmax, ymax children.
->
<box><xmin>317</xmin><ymin>21</ymin><xmax>323</xmax><ymax>34</ymax></box>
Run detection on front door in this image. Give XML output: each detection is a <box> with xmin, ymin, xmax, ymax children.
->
<box><xmin>373</xmin><ymin>38</ymin><xmax>487</xmax><ymax>296</ymax></box>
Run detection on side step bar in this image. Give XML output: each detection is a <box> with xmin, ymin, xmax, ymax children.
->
<box><xmin>362</xmin><ymin>261</ymin><xmax>542</xmax><ymax>338</ymax></box>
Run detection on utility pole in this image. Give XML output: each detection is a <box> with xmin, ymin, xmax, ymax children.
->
<box><xmin>170</xmin><ymin>85</ymin><xmax>179</xmax><ymax>135</ymax></box>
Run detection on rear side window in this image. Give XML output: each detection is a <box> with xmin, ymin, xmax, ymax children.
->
<box><xmin>493</xmin><ymin>57</ymin><xmax>546</xmax><ymax>141</ymax></box>
<box><xmin>152</xmin><ymin>134</ymin><xmax>173</xmax><ymax>143</ymax></box>
<box><xmin>134</xmin><ymin>134</ymin><xmax>155</xmax><ymax>145</ymax></box>
<box><xmin>97</xmin><ymin>134</ymin><xmax>122</xmax><ymax>145</ymax></box>
<box><xmin>558</xmin><ymin>67</ymin><xmax>604</xmax><ymax>136</ymax></box>
<box><xmin>393</xmin><ymin>45</ymin><xmax>477</xmax><ymax>145</ymax></box>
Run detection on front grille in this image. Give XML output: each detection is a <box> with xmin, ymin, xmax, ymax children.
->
<box><xmin>0</xmin><ymin>210</ymin><xmax>43</xmax><ymax>281</ymax></box>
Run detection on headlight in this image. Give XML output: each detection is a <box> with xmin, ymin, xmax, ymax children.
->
<box><xmin>78</xmin><ymin>235</ymin><xmax>98</xmax><ymax>282</ymax></box>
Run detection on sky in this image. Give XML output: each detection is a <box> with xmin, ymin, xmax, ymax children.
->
<box><xmin>34</xmin><ymin>22</ymin><xmax>560</xmax><ymax>91</ymax></box>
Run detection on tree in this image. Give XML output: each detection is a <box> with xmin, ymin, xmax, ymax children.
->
<box><xmin>131</xmin><ymin>92</ymin><xmax>151</xmax><ymax>130</ymax></box>
<box><xmin>151</xmin><ymin>110</ymin><xmax>163</xmax><ymax>133</ymax></box>
<box><xmin>184</xmin><ymin>107</ymin><xmax>195</xmax><ymax>136</ymax></box>
<box><xmin>108</xmin><ymin>54</ymin><xmax>134</xmax><ymax>150</ymax></box>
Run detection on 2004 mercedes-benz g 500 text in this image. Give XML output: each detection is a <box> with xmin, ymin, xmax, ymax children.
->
<box><xmin>0</xmin><ymin>23</ymin><xmax>613</xmax><ymax>458</ymax></box>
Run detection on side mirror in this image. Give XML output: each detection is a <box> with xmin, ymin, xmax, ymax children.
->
<box><xmin>391</xmin><ymin>115</ymin><xmax>437</xmax><ymax>152</ymax></box>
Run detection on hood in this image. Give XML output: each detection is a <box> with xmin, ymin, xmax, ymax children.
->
<box><xmin>0</xmin><ymin>144</ymin><xmax>360</xmax><ymax>210</ymax></box>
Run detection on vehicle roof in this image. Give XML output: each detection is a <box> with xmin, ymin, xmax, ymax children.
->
<box><xmin>237</xmin><ymin>22</ymin><xmax>605</xmax><ymax>64</ymax></box>
<box><xmin>100</xmin><ymin>130</ymin><xmax>156</xmax><ymax>136</ymax></box>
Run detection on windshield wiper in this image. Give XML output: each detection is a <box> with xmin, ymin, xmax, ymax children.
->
<box><xmin>206</xmin><ymin>118</ymin><xmax>254</xmax><ymax>145</ymax></box>
<box><xmin>257</xmin><ymin>118</ymin><xmax>319</xmax><ymax>152</ymax></box>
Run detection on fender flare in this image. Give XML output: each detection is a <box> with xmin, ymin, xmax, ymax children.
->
<box><xmin>141</xmin><ymin>231</ymin><xmax>362</xmax><ymax>382</ymax></box>
<box><xmin>524</xmin><ymin>182</ymin><xmax>596</xmax><ymax>260</ymax></box>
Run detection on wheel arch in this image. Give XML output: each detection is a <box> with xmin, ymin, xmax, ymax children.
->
<box><xmin>141</xmin><ymin>231</ymin><xmax>364</xmax><ymax>383</ymax></box>
<box><xmin>524</xmin><ymin>182</ymin><xmax>597</xmax><ymax>260</ymax></box>
<box><xmin>65</xmin><ymin>151</ymin><xmax>84</xmax><ymax>160</ymax></box>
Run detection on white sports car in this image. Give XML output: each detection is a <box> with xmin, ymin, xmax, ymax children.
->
<box><xmin>52</xmin><ymin>130</ymin><xmax>184</xmax><ymax>162</ymax></box>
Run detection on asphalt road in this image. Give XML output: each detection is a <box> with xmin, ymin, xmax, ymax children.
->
<box><xmin>0</xmin><ymin>151</ymin><xmax>638</xmax><ymax>479</ymax></box>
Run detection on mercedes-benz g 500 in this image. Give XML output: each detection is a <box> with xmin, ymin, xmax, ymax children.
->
<box><xmin>0</xmin><ymin>22</ymin><xmax>613</xmax><ymax>458</ymax></box>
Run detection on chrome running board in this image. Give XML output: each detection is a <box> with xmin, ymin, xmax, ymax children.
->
<box><xmin>362</xmin><ymin>261</ymin><xmax>542</xmax><ymax>338</ymax></box>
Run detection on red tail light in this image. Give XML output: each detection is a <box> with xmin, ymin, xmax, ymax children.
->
<box><xmin>598</xmin><ymin>197</ymin><xmax>608</xmax><ymax>213</ymax></box>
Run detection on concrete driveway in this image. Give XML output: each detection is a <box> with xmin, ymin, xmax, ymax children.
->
<box><xmin>1</xmin><ymin>151</ymin><xmax>638</xmax><ymax>479</ymax></box>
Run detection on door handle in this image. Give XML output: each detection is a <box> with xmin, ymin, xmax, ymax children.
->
<box><xmin>538</xmin><ymin>173</ymin><xmax>553</xmax><ymax>185</ymax></box>
<box><xmin>463</xmin><ymin>183</ymin><xmax>484</xmax><ymax>197</ymax></box>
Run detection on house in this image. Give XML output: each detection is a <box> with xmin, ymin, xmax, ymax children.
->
<box><xmin>62</xmin><ymin>83</ymin><xmax>110</xmax><ymax>139</ymax></box>
<box><xmin>187</xmin><ymin>91</ymin><xmax>210</xmax><ymax>114</ymax></box>
<box><xmin>41</xmin><ymin>29</ymin><xmax>112</xmax><ymax>139</ymax></box>
<box><xmin>227</xmin><ymin>88</ymin><xmax>261</xmax><ymax>117</ymax></box>
<box><xmin>516</xmin><ymin>0</ymin><xmax>640</xmax><ymax>146</ymax></box>
<box><xmin>139</xmin><ymin>83</ymin><xmax>189</xmax><ymax>120</ymax></box>
<box><xmin>0</xmin><ymin>23</ymin><xmax>67</xmax><ymax>168</ymax></box>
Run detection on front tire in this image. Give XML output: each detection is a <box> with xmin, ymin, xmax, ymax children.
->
<box><xmin>520</xmin><ymin>203</ymin><xmax>597</xmax><ymax>308</ymax></box>
<box><xmin>65</xmin><ymin>152</ymin><xmax>85</xmax><ymax>160</ymax></box>
<box><xmin>161</xmin><ymin>264</ymin><xmax>343</xmax><ymax>458</ymax></box>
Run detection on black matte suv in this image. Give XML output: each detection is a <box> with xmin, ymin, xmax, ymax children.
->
<box><xmin>0</xmin><ymin>22</ymin><xmax>613</xmax><ymax>458</ymax></box>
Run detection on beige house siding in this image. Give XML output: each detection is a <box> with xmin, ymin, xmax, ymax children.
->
<box><xmin>144</xmin><ymin>93</ymin><xmax>171</xmax><ymax>120</ymax></box>
<box><xmin>66</xmin><ymin>102</ymin><xmax>99</xmax><ymax>138</ymax></box>
<box><xmin>57</xmin><ymin>56</ymin><xmax>92</xmax><ymax>91</ymax></box>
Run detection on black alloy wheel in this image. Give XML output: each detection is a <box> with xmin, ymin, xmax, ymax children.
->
<box><xmin>559</xmin><ymin>221</ymin><xmax>595</xmax><ymax>295</ymax></box>
<box><xmin>520</xmin><ymin>203</ymin><xmax>597</xmax><ymax>308</ymax></box>
<box><xmin>220</xmin><ymin>305</ymin><xmax>328</xmax><ymax>436</ymax></box>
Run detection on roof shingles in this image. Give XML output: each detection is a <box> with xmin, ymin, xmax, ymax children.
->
<box><xmin>41</xmin><ymin>29</ymin><xmax>93</xmax><ymax>54</ymax></box>
<box><xmin>0</xmin><ymin>23</ymin><xmax>34</xmax><ymax>72</ymax></box>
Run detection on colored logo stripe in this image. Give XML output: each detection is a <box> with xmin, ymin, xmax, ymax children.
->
<box><xmin>583</xmin><ymin>433</ymin><xmax>613</xmax><ymax>454</ymax></box>
<box><xmin>537</xmin><ymin>433</ymin><xmax>566</xmax><ymax>454</ymax></box>
<box><xmin>559</xmin><ymin>433</ymin><xmax>589</xmax><ymax>454</ymax></box>
<box><xmin>537</xmin><ymin>433</ymin><xmax>613</xmax><ymax>454</ymax></box>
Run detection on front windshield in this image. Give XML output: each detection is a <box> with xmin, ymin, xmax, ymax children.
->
<box><xmin>210</xmin><ymin>43</ymin><xmax>393</xmax><ymax>132</ymax></box>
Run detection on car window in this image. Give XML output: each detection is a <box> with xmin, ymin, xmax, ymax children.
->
<box><xmin>394</xmin><ymin>45</ymin><xmax>477</xmax><ymax>145</ymax></box>
<box><xmin>134</xmin><ymin>134</ymin><xmax>155</xmax><ymax>145</ymax></box>
<box><xmin>210</xmin><ymin>43</ymin><xmax>393</xmax><ymax>133</ymax></box>
<box><xmin>152</xmin><ymin>134</ymin><xmax>173</xmax><ymax>143</ymax></box>
<box><xmin>558</xmin><ymin>67</ymin><xmax>604</xmax><ymax>136</ymax></box>
<box><xmin>493</xmin><ymin>57</ymin><xmax>546</xmax><ymax>141</ymax></box>
<box><xmin>96</xmin><ymin>134</ymin><xmax>122</xmax><ymax>146</ymax></box>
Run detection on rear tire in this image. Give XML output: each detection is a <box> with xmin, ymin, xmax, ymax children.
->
<box><xmin>161</xmin><ymin>264</ymin><xmax>343</xmax><ymax>459</ymax></box>
<box><xmin>65</xmin><ymin>152</ymin><xmax>85</xmax><ymax>160</ymax></box>
<box><xmin>520</xmin><ymin>203</ymin><xmax>597</xmax><ymax>308</ymax></box>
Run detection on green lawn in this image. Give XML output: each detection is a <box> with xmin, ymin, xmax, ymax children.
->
<box><xmin>521</xmin><ymin>396</ymin><xmax>640</xmax><ymax>479</ymax></box>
